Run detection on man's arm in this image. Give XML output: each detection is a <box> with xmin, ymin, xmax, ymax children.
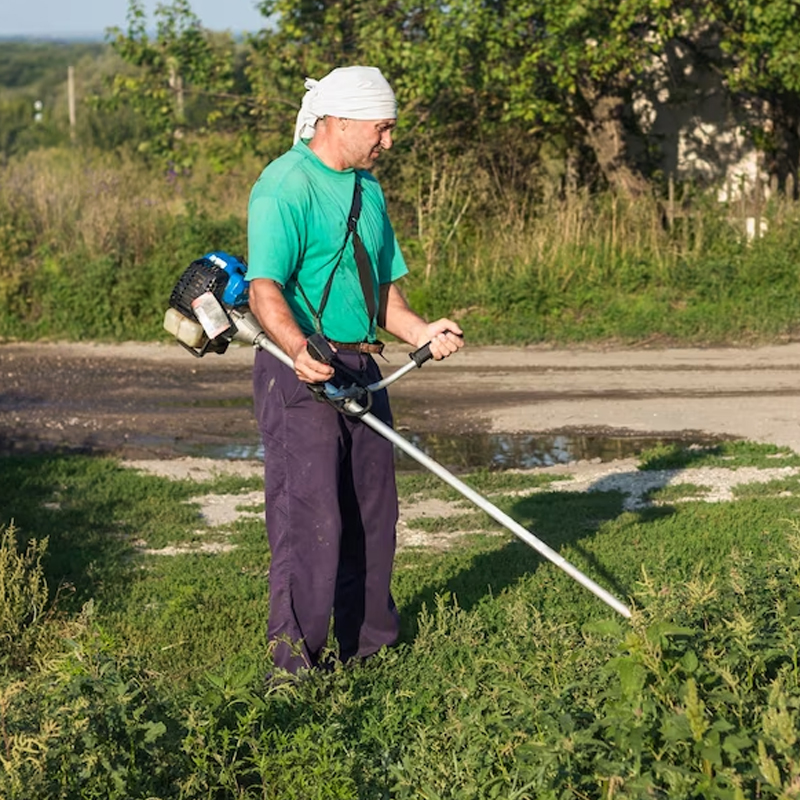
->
<box><xmin>248</xmin><ymin>278</ymin><xmax>335</xmax><ymax>383</ymax></box>
<box><xmin>378</xmin><ymin>283</ymin><xmax>464</xmax><ymax>360</ymax></box>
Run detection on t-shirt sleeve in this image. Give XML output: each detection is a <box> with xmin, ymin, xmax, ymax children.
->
<box><xmin>246</xmin><ymin>193</ymin><xmax>302</xmax><ymax>286</ymax></box>
<box><xmin>378</xmin><ymin>214</ymin><xmax>409</xmax><ymax>285</ymax></box>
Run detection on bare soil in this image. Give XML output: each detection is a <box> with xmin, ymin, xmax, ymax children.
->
<box><xmin>4</xmin><ymin>339</ymin><xmax>799</xmax><ymax>552</ymax></box>
<box><xmin>2</xmin><ymin>340</ymin><xmax>800</xmax><ymax>460</ymax></box>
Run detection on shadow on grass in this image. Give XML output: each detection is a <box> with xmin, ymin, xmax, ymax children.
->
<box><xmin>637</xmin><ymin>440</ymin><xmax>800</xmax><ymax>471</ymax></box>
<box><xmin>0</xmin><ymin>453</ymin><xmax>198</xmax><ymax>613</ymax></box>
<box><xmin>399</xmin><ymin>485</ymin><xmax>668</xmax><ymax>640</ymax></box>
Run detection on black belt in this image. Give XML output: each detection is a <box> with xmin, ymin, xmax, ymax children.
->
<box><xmin>329</xmin><ymin>340</ymin><xmax>384</xmax><ymax>355</ymax></box>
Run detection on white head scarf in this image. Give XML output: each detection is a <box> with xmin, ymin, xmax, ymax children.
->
<box><xmin>293</xmin><ymin>66</ymin><xmax>397</xmax><ymax>144</ymax></box>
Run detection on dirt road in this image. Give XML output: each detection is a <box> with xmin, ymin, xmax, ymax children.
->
<box><xmin>2</xmin><ymin>340</ymin><xmax>799</xmax><ymax>460</ymax></box>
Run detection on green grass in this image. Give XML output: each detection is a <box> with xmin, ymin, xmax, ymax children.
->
<box><xmin>638</xmin><ymin>440</ymin><xmax>800</xmax><ymax>471</ymax></box>
<box><xmin>643</xmin><ymin>482</ymin><xmax>712</xmax><ymax>503</ymax></box>
<box><xmin>733</xmin><ymin>474</ymin><xmax>800</xmax><ymax>499</ymax></box>
<box><xmin>396</xmin><ymin>469</ymin><xmax>561</xmax><ymax>503</ymax></box>
<box><xmin>2</xmin><ymin>447</ymin><xmax>800</xmax><ymax>798</ymax></box>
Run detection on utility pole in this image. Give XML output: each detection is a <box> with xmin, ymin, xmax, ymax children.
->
<box><xmin>168</xmin><ymin>62</ymin><xmax>185</xmax><ymax>121</ymax></box>
<box><xmin>68</xmin><ymin>66</ymin><xmax>76</xmax><ymax>142</ymax></box>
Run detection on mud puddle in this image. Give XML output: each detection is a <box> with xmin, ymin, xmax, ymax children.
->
<box><xmin>173</xmin><ymin>429</ymin><xmax>720</xmax><ymax>471</ymax></box>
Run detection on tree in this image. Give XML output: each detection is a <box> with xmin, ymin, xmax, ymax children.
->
<box><xmin>101</xmin><ymin>0</ymin><xmax>244</xmax><ymax>166</ymax></box>
<box><xmin>101</xmin><ymin>0</ymin><xmax>800</xmax><ymax>197</ymax></box>
<box><xmin>482</xmin><ymin>0</ymin><xmax>697</xmax><ymax>196</ymax></box>
<box><xmin>249</xmin><ymin>0</ymin><xmax>511</xmax><ymax>147</ymax></box>
<box><xmin>250</xmin><ymin>0</ymin><xmax>698</xmax><ymax>196</ymax></box>
<box><xmin>248</xmin><ymin>0</ymin><xmax>542</xmax><ymax>220</ymax></box>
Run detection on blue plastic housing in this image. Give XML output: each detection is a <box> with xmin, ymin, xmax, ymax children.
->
<box><xmin>204</xmin><ymin>251</ymin><xmax>250</xmax><ymax>307</ymax></box>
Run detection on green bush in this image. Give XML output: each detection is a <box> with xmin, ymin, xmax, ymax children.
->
<box><xmin>0</xmin><ymin>634</ymin><xmax>183</xmax><ymax>800</ymax></box>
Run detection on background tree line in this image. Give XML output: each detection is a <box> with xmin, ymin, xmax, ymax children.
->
<box><xmin>3</xmin><ymin>0</ymin><xmax>800</xmax><ymax>194</ymax></box>
<box><xmin>1</xmin><ymin>0</ymin><xmax>799</xmax><ymax>345</ymax></box>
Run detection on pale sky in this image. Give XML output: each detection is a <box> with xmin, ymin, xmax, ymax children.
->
<box><xmin>0</xmin><ymin>0</ymin><xmax>268</xmax><ymax>38</ymax></box>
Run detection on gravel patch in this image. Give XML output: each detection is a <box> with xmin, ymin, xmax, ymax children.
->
<box><xmin>124</xmin><ymin>456</ymin><xmax>800</xmax><ymax>553</ymax></box>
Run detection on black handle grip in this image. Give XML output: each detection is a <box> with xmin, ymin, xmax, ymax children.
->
<box><xmin>409</xmin><ymin>342</ymin><xmax>433</xmax><ymax>367</ymax></box>
<box><xmin>409</xmin><ymin>330</ymin><xmax>464</xmax><ymax>367</ymax></box>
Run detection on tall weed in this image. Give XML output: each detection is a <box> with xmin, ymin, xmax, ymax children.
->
<box><xmin>0</xmin><ymin>147</ymin><xmax>256</xmax><ymax>340</ymax></box>
<box><xmin>0</xmin><ymin>522</ymin><xmax>49</xmax><ymax>668</ymax></box>
<box><xmin>1</xmin><ymin>144</ymin><xmax>799</xmax><ymax>343</ymax></box>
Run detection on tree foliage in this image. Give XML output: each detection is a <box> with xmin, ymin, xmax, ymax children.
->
<box><xmin>713</xmin><ymin>0</ymin><xmax>800</xmax><ymax>188</ymax></box>
<box><xmin>4</xmin><ymin>0</ymin><xmax>800</xmax><ymax>189</ymax></box>
<box><xmin>0</xmin><ymin>42</ymin><xmax>104</xmax><ymax>90</ymax></box>
<box><xmin>101</xmin><ymin>0</ymin><xmax>247</xmax><ymax>166</ymax></box>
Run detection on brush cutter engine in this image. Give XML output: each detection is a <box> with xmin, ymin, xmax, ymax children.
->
<box><xmin>163</xmin><ymin>252</ymin><xmax>370</xmax><ymax>411</ymax></box>
<box><xmin>164</xmin><ymin>251</ymin><xmax>253</xmax><ymax>357</ymax></box>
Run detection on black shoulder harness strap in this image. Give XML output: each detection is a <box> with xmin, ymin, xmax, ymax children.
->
<box><xmin>296</xmin><ymin>173</ymin><xmax>377</xmax><ymax>335</ymax></box>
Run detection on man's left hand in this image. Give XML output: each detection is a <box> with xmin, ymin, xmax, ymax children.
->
<box><xmin>421</xmin><ymin>320</ymin><xmax>464</xmax><ymax>360</ymax></box>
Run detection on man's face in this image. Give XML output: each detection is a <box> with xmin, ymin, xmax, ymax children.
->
<box><xmin>340</xmin><ymin>118</ymin><xmax>396</xmax><ymax>170</ymax></box>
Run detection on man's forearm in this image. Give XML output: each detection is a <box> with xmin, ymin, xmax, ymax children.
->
<box><xmin>248</xmin><ymin>278</ymin><xmax>307</xmax><ymax>359</ymax></box>
<box><xmin>378</xmin><ymin>283</ymin><xmax>430</xmax><ymax>347</ymax></box>
<box><xmin>248</xmin><ymin>278</ymin><xmax>336</xmax><ymax>383</ymax></box>
<box><xmin>379</xmin><ymin>282</ymin><xmax>465</xmax><ymax>360</ymax></box>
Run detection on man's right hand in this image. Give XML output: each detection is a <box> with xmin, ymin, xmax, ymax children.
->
<box><xmin>248</xmin><ymin>280</ymin><xmax>337</xmax><ymax>384</ymax></box>
<box><xmin>293</xmin><ymin>341</ymin><xmax>336</xmax><ymax>384</ymax></box>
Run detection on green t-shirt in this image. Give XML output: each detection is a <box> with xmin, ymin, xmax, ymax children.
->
<box><xmin>246</xmin><ymin>140</ymin><xmax>409</xmax><ymax>342</ymax></box>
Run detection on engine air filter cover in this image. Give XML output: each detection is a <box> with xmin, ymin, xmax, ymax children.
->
<box><xmin>169</xmin><ymin>259</ymin><xmax>229</xmax><ymax>320</ymax></box>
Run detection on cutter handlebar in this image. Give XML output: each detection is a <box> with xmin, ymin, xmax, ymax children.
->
<box><xmin>306</xmin><ymin>333</ymin><xmax>335</xmax><ymax>365</ymax></box>
<box><xmin>299</xmin><ymin>329</ymin><xmax>462</xmax><ymax>396</ymax></box>
<box><xmin>409</xmin><ymin>342</ymin><xmax>433</xmax><ymax>367</ymax></box>
<box><xmin>410</xmin><ymin>329</ymin><xmax>463</xmax><ymax>367</ymax></box>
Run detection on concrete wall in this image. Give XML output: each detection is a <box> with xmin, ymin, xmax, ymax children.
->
<box><xmin>631</xmin><ymin>35</ymin><xmax>768</xmax><ymax>201</ymax></box>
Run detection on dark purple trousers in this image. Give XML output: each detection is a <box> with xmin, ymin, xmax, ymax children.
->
<box><xmin>253</xmin><ymin>348</ymin><xmax>400</xmax><ymax>674</ymax></box>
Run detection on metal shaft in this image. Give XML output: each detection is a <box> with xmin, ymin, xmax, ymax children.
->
<box><xmin>346</xmin><ymin>399</ymin><xmax>632</xmax><ymax>619</ymax></box>
<box><xmin>236</xmin><ymin>317</ymin><xmax>632</xmax><ymax>619</ymax></box>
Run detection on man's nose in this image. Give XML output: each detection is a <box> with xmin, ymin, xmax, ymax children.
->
<box><xmin>380</xmin><ymin>130</ymin><xmax>393</xmax><ymax>149</ymax></box>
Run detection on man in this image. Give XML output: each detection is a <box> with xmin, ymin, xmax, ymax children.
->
<box><xmin>246</xmin><ymin>65</ymin><xmax>464</xmax><ymax>675</ymax></box>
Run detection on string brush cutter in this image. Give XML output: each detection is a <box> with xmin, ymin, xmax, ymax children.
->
<box><xmin>164</xmin><ymin>252</ymin><xmax>632</xmax><ymax>619</ymax></box>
